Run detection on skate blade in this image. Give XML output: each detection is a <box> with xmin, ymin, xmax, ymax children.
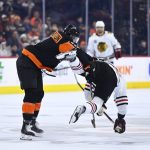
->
<box><xmin>34</xmin><ymin>132</ymin><xmax>43</xmax><ymax>137</ymax></box>
<box><xmin>69</xmin><ymin>106</ymin><xmax>79</xmax><ymax>124</ymax></box>
<box><xmin>20</xmin><ymin>134</ymin><xmax>33</xmax><ymax>141</ymax></box>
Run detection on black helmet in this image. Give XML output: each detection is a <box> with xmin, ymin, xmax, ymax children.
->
<box><xmin>63</xmin><ymin>24</ymin><xmax>80</xmax><ymax>43</ymax></box>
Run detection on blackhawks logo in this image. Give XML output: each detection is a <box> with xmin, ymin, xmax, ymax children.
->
<box><xmin>97</xmin><ymin>42</ymin><xmax>108</xmax><ymax>52</ymax></box>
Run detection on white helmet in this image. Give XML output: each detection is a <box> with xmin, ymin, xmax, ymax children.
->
<box><xmin>95</xmin><ymin>21</ymin><xmax>105</xmax><ymax>27</ymax></box>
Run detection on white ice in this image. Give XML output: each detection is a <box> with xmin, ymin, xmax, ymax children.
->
<box><xmin>0</xmin><ymin>89</ymin><xmax>150</xmax><ymax>150</ymax></box>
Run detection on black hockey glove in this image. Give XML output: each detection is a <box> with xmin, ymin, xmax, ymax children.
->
<box><xmin>85</xmin><ymin>62</ymin><xmax>96</xmax><ymax>83</ymax></box>
<box><xmin>114</xmin><ymin>114</ymin><xmax>126</xmax><ymax>134</ymax></box>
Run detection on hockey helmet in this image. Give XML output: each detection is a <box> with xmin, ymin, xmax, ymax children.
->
<box><xmin>95</xmin><ymin>21</ymin><xmax>105</xmax><ymax>27</ymax></box>
<box><xmin>63</xmin><ymin>24</ymin><xmax>80</xmax><ymax>43</ymax></box>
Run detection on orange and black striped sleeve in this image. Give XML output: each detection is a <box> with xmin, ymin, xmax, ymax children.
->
<box><xmin>59</xmin><ymin>41</ymin><xmax>75</xmax><ymax>53</ymax></box>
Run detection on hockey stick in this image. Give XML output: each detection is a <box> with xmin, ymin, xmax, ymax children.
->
<box><xmin>89</xmin><ymin>83</ymin><xmax>96</xmax><ymax>128</ymax></box>
<box><xmin>42</xmin><ymin>66</ymin><xmax>70</xmax><ymax>77</ymax></box>
<box><xmin>73</xmin><ymin>73</ymin><xmax>84</xmax><ymax>90</ymax></box>
<box><xmin>53</xmin><ymin>66</ymin><xmax>71</xmax><ymax>71</ymax></box>
<box><xmin>103</xmin><ymin>112</ymin><xmax>114</xmax><ymax>124</ymax></box>
<box><xmin>41</xmin><ymin>70</ymin><xmax>56</xmax><ymax>77</ymax></box>
<box><xmin>97</xmin><ymin>54</ymin><xmax>115</xmax><ymax>61</ymax></box>
<box><xmin>73</xmin><ymin>73</ymin><xmax>114</xmax><ymax>125</ymax></box>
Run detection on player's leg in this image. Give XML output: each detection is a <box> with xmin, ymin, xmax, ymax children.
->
<box><xmin>84</xmin><ymin>82</ymin><xmax>107</xmax><ymax>116</ymax></box>
<box><xmin>19</xmin><ymin>75</ymin><xmax>39</xmax><ymax>139</ymax></box>
<box><xmin>16</xmin><ymin>56</ymin><xmax>42</xmax><ymax>139</ymax></box>
<box><xmin>113</xmin><ymin>75</ymin><xmax>128</xmax><ymax>133</ymax></box>
<box><xmin>23</xmin><ymin>87</ymin><xmax>44</xmax><ymax>135</ymax></box>
<box><xmin>31</xmin><ymin>71</ymin><xmax>44</xmax><ymax>134</ymax></box>
<box><xmin>70</xmin><ymin>79</ymin><xmax>116</xmax><ymax>123</ymax></box>
<box><xmin>69</xmin><ymin>96</ymin><xmax>104</xmax><ymax>123</ymax></box>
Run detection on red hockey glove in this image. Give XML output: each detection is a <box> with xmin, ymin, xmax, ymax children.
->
<box><xmin>115</xmin><ymin>48</ymin><xmax>122</xmax><ymax>59</ymax></box>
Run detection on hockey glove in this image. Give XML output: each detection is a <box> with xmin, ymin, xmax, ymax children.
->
<box><xmin>115</xmin><ymin>48</ymin><xmax>122</xmax><ymax>59</ymax></box>
<box><xmin>85</xmin><ymin>62</ymin><xmax>96</xmax><ymax>83</ymax></box>
<box><xmin>114</xmin><ymin>114</ymin><xmax>126</xmax><ymax>134</ymax></box>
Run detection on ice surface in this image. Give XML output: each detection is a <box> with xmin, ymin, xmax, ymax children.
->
<box><xmin>0</xmin><ymin>89</ymin><xmax>150</xmax><ymax>150</ymax></box>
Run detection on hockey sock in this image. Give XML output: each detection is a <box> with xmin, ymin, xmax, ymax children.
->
<box><xmin>114</xmin><ymin>96</ymin><xmax>128</xmax><ymax>116</ymax></box>
<box><xmin>22</xmin><ymin>102</ymin><xmax>35</xmax><ymax>121</ymax></box>
<box><xmin>84</xmin><ymin>96</ymin><xmax>104</xmax><ymax>114</ymax></box>
<box><xmin>32</xmin><ymin>103</ymin><xmax>41</xmax><ymax>120</ymax></box>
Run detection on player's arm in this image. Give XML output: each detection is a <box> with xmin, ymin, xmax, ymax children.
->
<box><xmin>56</xmin><ymin>49</ymin><xmax>85</xmax><ymax>75</ymax></box>
<box><xmin>67</xmin><ymin>48</ymin><xmax>93</xmax><ymax>76</ymax></box>
<box><xmin>59</xmin><ymin>41</ymin><xmax>76</xmax><ymax>53</ymax></box>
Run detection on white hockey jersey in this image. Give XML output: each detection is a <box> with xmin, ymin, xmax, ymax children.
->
<box><xmin>87</xmin><ymin>31</ymin><xmax>121</xmax><ymax>61</ymax></box>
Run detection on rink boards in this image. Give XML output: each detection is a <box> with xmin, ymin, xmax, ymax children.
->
<box><xmin>0</xmin><ymin>57</ymin><xmax>150</xmax><ymax>94</ymax></box>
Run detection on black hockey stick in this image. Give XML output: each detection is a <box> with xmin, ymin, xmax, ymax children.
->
<box><xmin>73</xmin><ymin>73</ymin><xmax>84</xmax><ymax>90</ymax></box>
<box><xmin>103</xmin><ymin>112</ymin><xmax>114</xmax><ymax>124</ymax></box>
<box><xmin>41</xmin><ymin>70</ymin><xmax>56</xmax><ymax>77</ymax></box>
<box><xmin>73</xmin><ymin>73</ymin><xmax>114</xmax><ymax>125</ymax></box>
<box><xmin>89</xmin><ymin>83</ymin><xmax>96</xmax><ymax>128</ymax></box>
<box><xmin>97</xmin><ymin>54</ymin><xmax>115</xmax><ymax>61</ymax></box>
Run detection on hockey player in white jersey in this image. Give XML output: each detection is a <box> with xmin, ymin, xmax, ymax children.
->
<box><xmin>62</xmin><ymin>48</ymin><xmax>128</xmax><ymax>134</ymax></box>
<box><xmin>87</xmin><ymin>21</ymin><xmax>122</xmax><ymax>63</ymax></box>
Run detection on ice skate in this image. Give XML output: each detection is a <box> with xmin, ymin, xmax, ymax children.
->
<box><xmin>31</xmin><ymin>120</ymin><xmax>44</xmax><ymax>136</ymax></box>
<box><xmin>69</xmin><ymin>105</ymin><xmax>86</xmax><ymax>124</ymax></box>
<box><xmin>20</xmin><ymin>121</ymin><xmax>35</xmax><ymax>140</ymax></box>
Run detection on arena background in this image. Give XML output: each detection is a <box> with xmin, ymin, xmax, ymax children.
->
<box><xmin>0</xmin><ymin>1</ymin><xmax>150</xmax><ymax>150</ymax></box>
<box><xmin>0</xmin><ymin>0</ymin><xmax>150</xmax><ymax>94</ymax></box>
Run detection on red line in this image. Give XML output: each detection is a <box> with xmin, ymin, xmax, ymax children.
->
<box><xmin>115</xmin><ymin>99</ymin><xmax>128</xmax><ymax>103</ymax></box>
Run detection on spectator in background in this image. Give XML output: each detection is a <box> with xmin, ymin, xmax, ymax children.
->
<box><xmin>28</xmin><ymin>26</ymin><xmax>40</xmax><ymax>44</ymax></box>
<box><xmin>23</xmin><ymin>17</ymin><xmax>32</xmax><ymax>33</ymax></box>
<box><xmin>136</xmin><ymin>40</ymin><xmax>147</xmax><ymax>55</ymax></box>
<box><xmin>2</xmin><ymin>0</ymin><xmax>13</xmax><ymax>15</ymax></box>
<box><xmin>50</xmin><ymin>24</ymin><xmax>59</xmax><ymax>33</ymax></box>
<box><xmin>30</xmin><ymin>10</ymin><xmax>41</xmax><ymax>26</ymax></box>
<box><xmin>46</xmin><ymin>17</ymin><xmax>52</xmax><ymax>30</ymax></box>
<box><xmin>13</xmin><ymin>0</ymin><xmax>27</xmax><ymax>18</ymax></box>
<box><xmin>33</xmin><ymin>18</ymin><xmax>42</xmax><ymax>35</ymax></box>
<box><xmin>0</xmin><ymin>32</ymin><xmax>11</xmax><ymax>56</ymax></box>
<box><xmin>20</xmin><ymin>33</ymin><xmax>29</xmax><ymax>47</ymax></box>
<box><xmin>7</xmin><ymin>30</ymin><xmax>22</xmax><ymax>51</ymax></box>
<box><xmin>1</xmin><ymin>14</ymin><xmax>13</xmax><ymax>38</ymax></box>
<box><xmin>22</xmin><ymin>0</ymin><xmax>35</xmax><ymax>17</ymax></box>
<box><xmin>10</xmin><ymin>44</ymin><xmax>21</xmax><ymax>57</ymax></box>
<box><xmin>14</xmin><ymin>15</ymin><xmax>26</xmax><ymax>34</ymax></box>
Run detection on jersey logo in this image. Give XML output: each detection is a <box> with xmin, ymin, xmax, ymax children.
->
<box><xmin>51</xmin><ymin>31</ymin><xmax>62</xmax><ymax>43</ymax></box>
<box><xmin>97</xmin><ymin>42</ymin><xmax>108</xmax><ymax>52</ymax></box>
